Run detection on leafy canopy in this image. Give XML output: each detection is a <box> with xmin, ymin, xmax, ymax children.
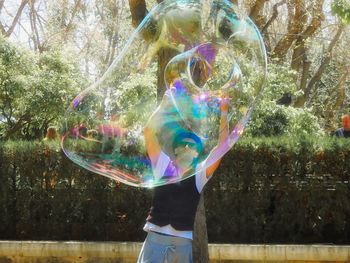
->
<box><xmin>0</xmin><ymin>35</ymin><xmax>86</xmax><ymax>140</ymax></box>
<box><xmin>332</xmin><ymin>0</ymin><xmax>350</xmax><ymax>24</ymax></box>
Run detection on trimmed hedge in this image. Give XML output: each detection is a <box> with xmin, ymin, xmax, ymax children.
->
<box><xmin>0</xmin><ymin>137</ymin><xmax>349</xmax><ymax>244</ymax></box>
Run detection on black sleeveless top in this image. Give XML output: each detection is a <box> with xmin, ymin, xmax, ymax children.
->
<box><xmin>146</xmin><ymin>175</ymin><xmax>201</xmax><ymax>231</ymax></box>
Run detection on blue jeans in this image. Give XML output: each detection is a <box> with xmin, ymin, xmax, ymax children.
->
<box><xmin>137</xmin><ymin>232</ymin><xmax>193</xmax><ymax>263</ymax></box>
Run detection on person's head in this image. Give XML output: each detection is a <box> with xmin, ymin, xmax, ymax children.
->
<box><xmin>342</xmin><ymin>114</ymin><xmax>350</xmax><ymax>130</ymax></box>
<box><xmin>87</xmin><ymin>129</ymin><xmax>98</xmax><ymax>138</ymax></box>
<box><xmin>45</xmin><ymin>126</ymin><xmax>57</xmax><ymax>140</ymax></box>
<box><xmin>172</xmin><ymin>131</ymin><xmax>203</xmax><ymax>169</ymax></box>
<box><xmin>78</xmin><ymin>125</ymin><xmax>88</xmax><ymax>137</ymax></box>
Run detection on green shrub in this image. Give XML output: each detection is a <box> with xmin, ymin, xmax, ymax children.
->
<box><xmin>246</xmin><ymin>101</ymin><xmax>324</xmax><ymax>137</ymax></box>
<box><xmin>245</xmin><ymin>61</ymin><xmax>324</xmax><ymax>137</ymax></box>
<box><xmin>0</xmin><ymin>137</ymin><xmax>349</xmax><ymax>243</ymax></box>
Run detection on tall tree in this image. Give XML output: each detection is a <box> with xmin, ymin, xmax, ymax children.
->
<box><xmin>0</xmin><ymin>36</ymin><xmax>83</xmax><ymax>139</ymax></box>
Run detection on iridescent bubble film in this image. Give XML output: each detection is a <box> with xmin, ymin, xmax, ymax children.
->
<box><xmin>61</xmin><ymin>0</ymin><xmax>267</xmax><ymax>187</ymax></box>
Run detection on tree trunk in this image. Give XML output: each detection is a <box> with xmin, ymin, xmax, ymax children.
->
<box><xmin>291</xmin><ymin>0</ymin><xmax>324</xmax><ymax>72</ymax></box>
<box><xmin>193</xmin><ymin>192</ymin><xmax>209</xmax><ymax>263</ymax></box>
<box><xmin>102</xmin><ymin>3</ymin><xmax>120</xmax><ymax>67</ymax></box>
<box><xmin>128</xmin><ymin>0</ymin><xmax>155</xmax><ymax>41</ymax></box>
<box><xmin>249</xmin><ymin>0</ymin><xmax>269</xmax><ymax>30</ymax></box>
<box><xmin>299</xmin><ymin>56</ymin><xmax>310</xmax><ymax>92</ymax></box>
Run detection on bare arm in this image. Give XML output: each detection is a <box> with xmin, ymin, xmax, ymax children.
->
<box><xmin>205</xmin><ymin>97</ymin><xmax>229</xmax><ymax>178</ymax></box>
<box><xmin>144</xmin><ymin>96</ymin><xmax>170</xmax><ymax>167</ymax></box>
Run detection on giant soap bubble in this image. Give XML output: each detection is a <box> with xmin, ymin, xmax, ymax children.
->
<box><xmin>61</xmin><ymin>0</ymin><xmax>267</xmax><ymax>187</ymax></box>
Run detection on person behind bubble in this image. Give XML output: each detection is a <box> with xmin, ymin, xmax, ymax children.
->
<box><xmin>333</xmin><ymin>114</ymin><xmax>350</xmax><ymax>138</ymax></box>
<box><xmin>43</xmin><ymin>126</ymin><xmax>58</xmax><ymax>141</ymax></box>
<box><xmin>138</xmin><ymin>90</ymin><xmax>229</xmax><ymax>263</ymax></box>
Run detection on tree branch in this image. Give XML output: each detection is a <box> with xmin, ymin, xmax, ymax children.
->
<box><xmin>65</xmin><ymin>0</ymin><xmax>82</xmax><ymax>33</ymax></box>
<box><xmin>0</xmin><ymin>22</ymin><xmax>5</xmax><ymax>35</ymax></box>
<box><xmin>272</xmin><ymin>0</ymin><xmax>306</xmax><ymax>60</ymax></box>
<box><xmin>261</xmin><ymin>0</ymin><xmax>287</xmax><ymax>34</ymax></box>
<box><xmin>294</xmin><ymin>24</ymin><xmax>344</xmax><ymax>107</ymax></box>
<box><xmin>261</xmin><ymin>0</ymin><xmax>287</xmax><ymax>52</ymax></box>
<box><xmin>104</xmin><ymin>2</ymin><xmax>121</xmax><ymax>67</ymax></box>
<box><xmin>0</xmin><ymin>0</ymin><xmax>5</xmax><ymax>13</ymax></box>
<box><xmin>3</xmin><ymin>112</ymin><xmax>31</xmax><ymax>140</ymax></box>
<box><xmin>291</xmin><ymin>0</ymin><xmax>324</xmax><ymax>71</ymax></box>
<box><xmin>305</xmin><ymin>25</ymin><xmax>343</xmax><ymax>96</ymax></box>
<box><xmin>0</xmin><ymin>0</ymin><xmax>5</xmax><ymax>34</ymax></box>
<box><xmin>128</xmin><ymin>0</ymin><xmax>157</xmax><ymax>41</ymax></box>
<box><xmin>29</xmin><ymin>0</ymin><xmax>42</xmax><ymax>52</ymax></box>
<box><xmin>333</xmin><ymin>67</ymin><xmax>349</xmax><ymax>110</ymax></box>
<box><xmin>299</xmin><ymin>54</ymin><xmax>310</xmax><ymax>91</ymax></box>
<box><xmin>5</xmin><ymin>0</ymin><xmax>29</xmax><ymax>37</ymax></box>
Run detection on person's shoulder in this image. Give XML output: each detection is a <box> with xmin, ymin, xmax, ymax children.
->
<box><xmin>343</xmin><ymin>129</ymin><xmax>350</xmax><ymax>138</ymax></box>
<box><xmin>333</xmin><ymin>128</ymin><xmax>343</xmax><ymax>137</ymax></box>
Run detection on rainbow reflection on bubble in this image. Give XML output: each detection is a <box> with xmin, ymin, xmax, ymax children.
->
<box><xmin>61</xmin><ymin>0</ymin><xmax>267</xmax><ymax>188</ymax></box>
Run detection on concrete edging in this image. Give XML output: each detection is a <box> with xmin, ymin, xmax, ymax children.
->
<box><xmin>0</xmin><ymin>241</ymin><xmax>349</xmax><ymax>261</ymax></box>
<box><xmin>208</xmin><ymin>244</ymin><xmax>350</xmax><ymax>261</ymax></box>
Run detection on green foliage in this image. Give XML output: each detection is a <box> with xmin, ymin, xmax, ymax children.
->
<box><xmin>116</xmin><ymin>63</ymin><xmax>157</xmax><ymax>119</ymax></box>
<box><xmin>286</xmin><ymin>106</ymin><xmax>324</xmax><ymax>136</ymax></box>
<box><xmin>1</xmin><ymin>136</ymin><xmax>349</xmax><ymax>243</ymax></box>
<box><xmin>0</xmin><ymin>36</ymin><xmax>86</xmax><ymax>139</ymax></box>
<box><xmin>246</xmin><ymin>101</ymin><xmax>324</xmax><ymax>137</ymax></box>
<box><xmin>247</xmin><ymin>101</ymin><xmax>288</xmax><ymax>136</ymax></box>
<box><xmin>309</xmin><ymin>60</ymin><xmax>350</xmax><ymax>132</ymax></box>
<box><xmin>258</xmin><ymin>61</ymin><xmax>299</xmax><ymax>102</ymax></box>
<box><xmin>246</xmin><ymin>62</ymin><xmax>324</xmax><ymax>137</ymax></box>
<box><xmin>332</xmin><ymin>0</ymin><xmax>350</xmax><ymax>24</ymax></box>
